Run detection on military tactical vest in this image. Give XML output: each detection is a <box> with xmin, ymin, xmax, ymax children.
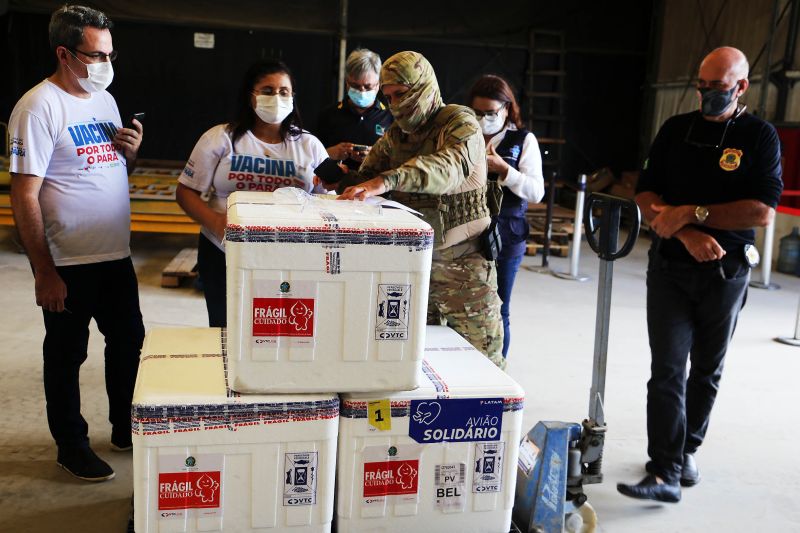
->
<box><xmin>390</xmin><ymin>105</ymin><xmax>490</xmax><ymax>245</ymax></box>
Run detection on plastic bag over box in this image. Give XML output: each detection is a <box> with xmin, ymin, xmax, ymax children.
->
<box><xmin>132</xmin><ymin>327</ymin><xmax>339</xmax><ymax>533</ymax></box>
<box><xmin>337</xmin><ymin>326</ymin><xmax>525</xmax><ymax>533</ymax></box>
<box><xmin>225</xmin><ymin>190</ymin><xmax>433</xmax><ymax>393</ymax></box>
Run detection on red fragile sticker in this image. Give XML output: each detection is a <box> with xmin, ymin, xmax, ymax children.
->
<box><xmin>158</xmin><ymin>471</ymin><xmax>221</xmax><ymax>510</ymax></box>
<box><xmin>363</xmin><ymin>460</ymin><xmax>419</xmax><ymax>497</ymax></box>
<box><xmin>252</xmin><ymin>298</ymin><xmax>315</xmax><ymax>337</ymax></box>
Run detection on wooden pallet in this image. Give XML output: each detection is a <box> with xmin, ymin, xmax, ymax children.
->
<box><xmin>161</xmin><ymin>248</ymin><xmax>198</xmax><ymax>288</ymax></box>
<box><xmin>529</xmin><ymin>229</ymin><xmax>571</xmax><ymax>245</ymax></box>
<box><xmin>526</xmin><ymin>242</ymin><xmax>569</xmax><ymax>257</ymax></box>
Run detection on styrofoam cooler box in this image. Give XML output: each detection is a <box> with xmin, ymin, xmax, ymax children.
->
<box><xmin>336</xmin><ymin>326</ymin><xmax>525</xmax><ymax>533</ymax></box>
<box><xmin>225</xmin><ymin>190</ymin><xmax>433</xmax><ymax>393</ymax></box>
<box><xmin>132</xmin><ymin>327</ymin><xmax>339</xmax><ymax>533</ymax></box>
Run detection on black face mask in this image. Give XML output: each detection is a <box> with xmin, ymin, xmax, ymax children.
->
<box><xmin>698</xmin><ymin>84</ymin><xmax>738</xmax><ymax>116</ymax></box>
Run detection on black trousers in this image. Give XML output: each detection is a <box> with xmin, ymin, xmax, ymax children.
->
<box><xmin>42</xmin><ymin>257</ymin><xmax>145</xmax><ymax>450</ymax></box>
<box><xmin>644</xmin><ymin>247</ymin><xmax>749</xmax><ymax>484</ymax></box>
<box><xmin>197</xmin><ymin>233</ymin><xmax>227</xmax><ymax>327</ymax></box>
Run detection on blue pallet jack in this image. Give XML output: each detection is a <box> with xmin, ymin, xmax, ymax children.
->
<box><xmin>512</xmin><ymin>193</ymin><xmax>641</xmax><ymax>533</ymax></box>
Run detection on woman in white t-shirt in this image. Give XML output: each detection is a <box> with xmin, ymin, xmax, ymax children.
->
<box><xmin>177</xmin><ymin>60</ymin><xmax>328</xmax><ymax>327</ymax></box>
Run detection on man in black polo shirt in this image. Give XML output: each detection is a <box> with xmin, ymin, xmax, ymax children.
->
<box><xmin>317</xmin><ymin>48</ymin><xmax>393</xmax><ymax>171</ymax></box>
<box><xmin>617</xmin><ymin>46</ymin><xmax>782</xmax><ymax>503</ymax></box>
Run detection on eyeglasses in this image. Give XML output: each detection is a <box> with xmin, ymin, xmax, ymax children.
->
<box><xmin>473</xmin><ymin>107</ymin><xmax>504</xmax><ymax>119</ymax></box>
<box><xmin>68</xmin><ymin>47</ymin><xmax>118</xmax><ymax>62</ymax></box>
<box><xmin>684</xmin><ymin>105</ymin><xmax>746</xmax><ymax>148</ymax></box>
<box><xmin>253</xmin><ymin>88</ymin><xmax>293</xmax><ymax>97</ymax></box>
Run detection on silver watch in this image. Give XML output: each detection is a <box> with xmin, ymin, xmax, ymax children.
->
<box><xmin>694</xmin><ymin>205</ymin><xmax>709</xmax><ymax>224</ymax></box>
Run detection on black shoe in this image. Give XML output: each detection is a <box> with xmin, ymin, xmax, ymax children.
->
<box><xmin>617</xmin><ymin>474</ymin><xmax>681</xmax><ymax>503</ymax></box>
<box><xmin>57</xmin><ymin>446</ymin><xmax>115</xmax><ymax>482</ymax></box>
<box><xmin>111</xmin><ymin>428</ymin><xmax>132</xmax><ymax>452</ymax></box>
<box><xmin>681</xmin><ymin>453</ymin><xmax>700</xmax><ymax>487</ymax></box>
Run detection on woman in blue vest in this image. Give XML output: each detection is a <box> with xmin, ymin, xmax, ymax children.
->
<box><xmin>469</xmin><ymin>75</ymin><xmax>544</xmax><ymax>360</ymax></box>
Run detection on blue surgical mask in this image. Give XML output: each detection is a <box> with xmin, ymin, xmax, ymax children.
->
<box><xmin>348</xmin><ymin>87</ymin><xmax>377</xmax><ymax>108</ymax></box>
<box><xmin>699</xmin><ymin>84</ymin><xmax>738</xmax><ymax>116</ymax></box>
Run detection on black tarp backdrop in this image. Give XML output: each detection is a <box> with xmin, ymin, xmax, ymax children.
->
<box><xmin>1</xmin><ymin>0</ymin><xmax>652</xmax><ymax>180</ymax></box>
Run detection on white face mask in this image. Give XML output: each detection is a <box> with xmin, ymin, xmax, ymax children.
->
<box><xmin>479</xmin><ymin>111</ymin><xmax>505</xmax><ymax>136</ymax></box>
<box><xmin>255</xmin><ymin>94</ymin><xmax>294</xmax><ymax>124</ymax></box>
<box><xmin>68</xmin><ymin>52</ymin><xmax>114</xmax><ymax>93</ymax></box>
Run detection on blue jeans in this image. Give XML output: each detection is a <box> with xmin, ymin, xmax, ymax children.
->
<box><xmin>644</xmin><ymin>248</ymin><xmax>749</xmax><ymax>484</ymax></box>
<box><xmin>496</xmin><ymin>254</ymin><xmax>524</xmax><ymax>358</ymax></box>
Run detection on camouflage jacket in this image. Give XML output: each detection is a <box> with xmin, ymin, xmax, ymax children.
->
<box><xmin>357</xmin><ymin>104</ymin><xmax>483</xmax><ymax>192</ymax></box>
<box><xmin>344</xmin><ymin>104</ymin><xmax>490</xmax><ymax>245</ymax></box>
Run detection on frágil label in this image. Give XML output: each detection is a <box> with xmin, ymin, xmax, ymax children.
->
<box><xmin>250</xmin><ymin>280</ymin><xmax>318</xmax><ymax>347</ymax></box>
<box><xmin>252</xmin><ymin>297</ymin><xmax>314</xmax><ymax>337</ymax></box>
<box><xmin>408</xmin><ymin>398</ymin><xmax>503</xmax><ymax>443</ymax></box>
<box><xmin>157</xmin><ymin>454</ymin><xmax>223</xmax><ymax>520</ymax></box>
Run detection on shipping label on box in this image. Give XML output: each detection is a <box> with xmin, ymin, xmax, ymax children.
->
<box><xmin>251</xmin><ymin>280</ymin><xmax>317</xmax><ymax>347</ymax></box>
<box><xmin>158</xmin><ymin>454</ymin><xmax>224</xmax><ymax>520</ymax></box>
<box><xmin>283</xmin><ymin>451</ymin><xmax>318</xmax><ymax>506</ymax></box>
<box><xmin>408</xmin><ymin>397</ymin><xmax>504</xmax><ymax>443</ymax></box>
<box><xmin>362</xmin><ymin>444</ymin><xmax>422</xmax><ymax>505</ymax></box>
<box><xmin>473</xmin><ymin>442</ymin><xmax>504</xmax><ymax>493</ymax></box>
<box><xmin>375</xmin><ymin>283</ymin><xmax>411</xmax><ymax>340</ymax></box>
<box><xmin>434</xmin><ymin>462</ymin><xmax>466</xmax><ymax>511</ymax></box>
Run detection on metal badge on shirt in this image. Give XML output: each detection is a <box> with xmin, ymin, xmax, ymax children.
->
<box><xmin>719</xmin><ymin>148</ymin><xmax>743</xmax><ymax>171</ymax></box>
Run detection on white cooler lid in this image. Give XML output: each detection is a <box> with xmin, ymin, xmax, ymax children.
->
<box><xmin>342</xmin><ymin>326</ymin><xmax>525</xmax><ymax>401</ymax></box>
<box><xmin>340</xmin><ymin>327</ymin><xmax>524</xmax><ymax>444</ymax></box>
<box><xmin>225</xmin><ymin>190</ymin><xmax>433</xmax><ymax>247</ymax></box>
<box><xmin>132</xmin><ymin>328</ymin><xmax>338</xmax><ymax>422</ymax></box>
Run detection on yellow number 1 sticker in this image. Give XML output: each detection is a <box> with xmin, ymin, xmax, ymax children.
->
<box><xmin>368</xmin><ymin>399</ymin><xmax>392</xmax><ymax>431</ymax></box>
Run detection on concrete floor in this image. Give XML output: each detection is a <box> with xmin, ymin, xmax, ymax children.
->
<box><xmin>0</xmin><ymin>225</ymin><xmax>798</xmax><ymax>532</ymax></box>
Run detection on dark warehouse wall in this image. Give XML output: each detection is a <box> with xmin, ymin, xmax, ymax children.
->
<box><xmin>1</xmin><ymin>1</ymin><xmax>653</xmax><ymax>182</ymax></box>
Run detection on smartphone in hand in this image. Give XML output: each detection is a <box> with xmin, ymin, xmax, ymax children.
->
<box><xmin>129</xmin><ymin>112</ymin><xmax>145</xmax><ymax>128</ymax></box>
<box><xmin>314</xmin><ymin>158</ymin><xmax>346</xmax><ymax>183</ymax></box>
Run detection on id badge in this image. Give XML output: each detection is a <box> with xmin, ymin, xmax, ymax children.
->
<box><xmin>744</xmin><ymin>244</ymin><xmax>760</xmax><ymax>267</ymax></box>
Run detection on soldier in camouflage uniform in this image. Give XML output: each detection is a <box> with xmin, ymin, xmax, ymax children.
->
<box><xmin>338</xmin><ymin>51</ymin><xmax>505</xmax><ymax>368</ymax></box>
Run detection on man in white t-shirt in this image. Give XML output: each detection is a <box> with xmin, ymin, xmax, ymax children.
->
<box><xmin>9</xmin><ymin>5</ymin><xmax>145</xmax><ymax>482</ymax></box>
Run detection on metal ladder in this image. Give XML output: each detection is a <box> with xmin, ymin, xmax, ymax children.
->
<box><xmin>526</xmin><ymin>29</ymin><xmax>566</xmax><ymax>176</ymax></box>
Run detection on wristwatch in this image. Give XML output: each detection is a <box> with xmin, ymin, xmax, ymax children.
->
<box><xmin>694</xmin><ymin>205</ymin><xmax>709</xmax><ymax>224</ymax></box>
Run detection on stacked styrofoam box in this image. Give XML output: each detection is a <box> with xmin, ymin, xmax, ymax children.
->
<box><xmin>224</xmin><ymin>190</ymin><xmax>434</xmax><ymax>393</ymax></box>
<box><xmin>132</xmin><ymin>328</ymin><xmax>339</xmax><ymax>532</ymax></box>
<box><xmin>336</xmin><ymin>326</ymin><xmax>526</xmax><ymax>533</ymax></box>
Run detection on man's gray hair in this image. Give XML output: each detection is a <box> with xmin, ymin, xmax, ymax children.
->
<box><xmin>49</xmin><ymin>5</ymin><xmax>113</xmax><ymax>52</ymax></box>
<box><xmin>346</xmin><ymin>48</ymin><xmax>382</xmax><ymax>79</ymax></box>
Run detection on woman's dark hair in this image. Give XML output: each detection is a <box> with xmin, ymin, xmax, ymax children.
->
<box><xmin>467</xmin><ymin>74</ymin><xmax>524</xmax><ymax>130</ymax></box>
<box><xmin>229</xmin><ymin>60</ymin><xmax>303</xmax><ymax>144</ymax></box>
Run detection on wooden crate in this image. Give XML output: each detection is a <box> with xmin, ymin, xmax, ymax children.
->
<box><xmin>161</xmin><ymin>248</ymin><xmax>198</xmax><ymax>288</ymax></box>
<box><xmin>525</xmin><ymin>241</ymin><xmax>569</xmax><ymax>257</ymax></box>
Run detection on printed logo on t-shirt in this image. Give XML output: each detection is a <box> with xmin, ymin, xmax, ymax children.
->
<box><xmin>719</xmin><ymin>148</ymin><xmax>743</xmax><ymax>171</ymax></box>
<box><xmin>228</xmin><ymin>154</ymin><xmax>307</xmax><ymax>192</ymax></box>
<box><xmin>67</xmin><ymin>119</ymin><xmax>122</xmax><ymax>170</ymax></box>
<box><xmin>9</xmin><ymin>137</ymin><xmax>25</xmax><ymax>157</ymax></box>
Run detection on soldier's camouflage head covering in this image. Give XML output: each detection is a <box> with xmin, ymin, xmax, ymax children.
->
<box><xmin>380</xmin><ymin>51</ymin><xmax>444</xmax><ymax>134</ymax></box>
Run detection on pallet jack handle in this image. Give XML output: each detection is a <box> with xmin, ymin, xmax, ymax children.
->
<box><xmin>579</xmin><ymin>194</ymin><xmax>640</xmax><ymax>485</ymax></box>
<box><xmin>584</xmin><ymin>193</ymin><xmax>640</xmax><ymax>261</ymax></box>
<box><xmin>583</xmin><ymin>193</ymin><xmax>640</xmax><ymax>426</ymax></box>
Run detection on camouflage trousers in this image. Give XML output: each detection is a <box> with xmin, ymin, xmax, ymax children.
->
<box><xmin>427</xmin><ymin>250</ymin><xmax>505</xmax><ymax>369</ymax></box>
